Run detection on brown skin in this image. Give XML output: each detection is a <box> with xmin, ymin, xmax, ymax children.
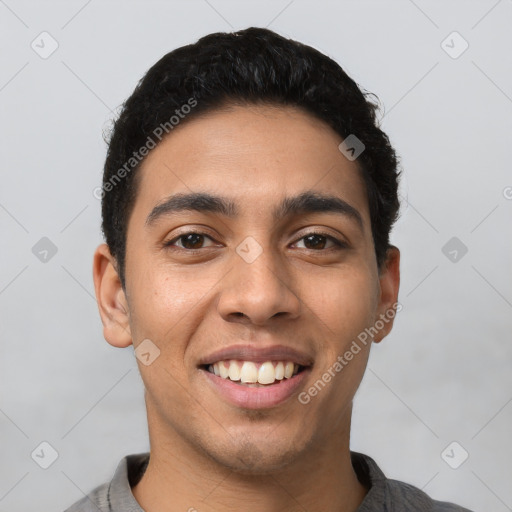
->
<box><xmin>93</xmin><ymin>104</ymin><xmax>400</xmax><ymax>512</ymax></box>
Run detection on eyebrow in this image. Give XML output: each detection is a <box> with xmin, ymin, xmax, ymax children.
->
<box><xmin>145</xmin><ymin>191</ymin><xmax>364</xmax><ymax>230</ymax></box>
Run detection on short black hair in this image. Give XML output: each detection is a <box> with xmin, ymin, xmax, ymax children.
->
<box><xmin>101</xmin><ymin>27</ymin><xmax>400</xmax><ymax>289</ymax></box>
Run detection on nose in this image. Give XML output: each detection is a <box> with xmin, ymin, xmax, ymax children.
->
<box><xmin>217</xmin><ymin>246</ymin><xmax>302</xmax><ymax>326</ymax></box>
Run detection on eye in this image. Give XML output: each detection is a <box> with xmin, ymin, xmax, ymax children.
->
<box><xmin>164</xmin><ymin>232</ymin><xmax>218</xmax><ymax>250</ymax></box>
<box><xmin>293</xmin><ymin>232</ymin><xmax>347</xmax><ymax>251</ymax></box>
<box><xmin>163</xmin><ymin>231</ymin><xmax>347</xmax><ymax>252</ymax></box>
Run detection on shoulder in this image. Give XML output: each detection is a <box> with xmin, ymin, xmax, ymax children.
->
<box><xmin>384</xmin><ymin>477</ymin><xmax>474</xmax><ymax>511</ymax></box>
<box><xmin>63</xmin><ymin>482</ymin><xmax>111</xmax><ymax>512</ymax></box>
<box><xmin>351</xmin><ymin>452</ymin><xmax>474</xmax><ymax>512</ymax></box>
<box><xmin>63</xmin><ymin>453</ymin><xmax>149</xmax><ymax>512</ymax></box>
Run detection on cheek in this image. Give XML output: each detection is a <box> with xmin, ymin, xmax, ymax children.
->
<box><xmin>130</xmin><ymin>261</ymin><xmax>195</xmax><ymax>319</ymax></box>
<box><xmin>299</xmin><ymin>270</ymin><xmax>377</xmax><ymax>427</ymax></box>
<box><xmin>126</xmin><ymin>260</ymin><xmax>225</xmax><ymax>362</ymax></box>
<box><xmin>126</xmin><ymin>264</ymin><xmax>207</xmax><ymax>413</ymax></box>
<box><xmin>126</xmin><ymin>265</ymin><xmax>187</xmax><ymax>349</ymax></box>
<box><xmin>305</xmin><ymin>266</ymin><xmax>378</xmax><ymax>347</ymax></box>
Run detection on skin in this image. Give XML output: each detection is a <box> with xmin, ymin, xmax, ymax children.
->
<box><xmin>93</xmin><ymin>103</ymin><xmax>400</xmax><ymax>512</ymax></box>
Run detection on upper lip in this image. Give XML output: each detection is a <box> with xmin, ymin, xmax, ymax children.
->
<box><xmin>198</xmin><ymin>344</ymin><xmax>314</xmax><ymax>367</ymax></box>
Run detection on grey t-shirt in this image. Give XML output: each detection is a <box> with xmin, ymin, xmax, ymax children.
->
<box><xmin>64</xmin><ymin>451</ymin><xmax>473</xmax><ymax>511</ymax></box>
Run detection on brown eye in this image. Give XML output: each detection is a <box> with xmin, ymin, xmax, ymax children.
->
<box><xmin>303</xmin><ymin>234</ymin><xmax>328</xmax><ymax>250</ymax></box>
<box><xmin>165</xmin><ymin>232</ymin><xmax>217</xmax><ymax>250</ymax></box>
<box><xmin>294</xmin><ymin>233</ymin><xmax>344</xmax><ymax>251</ymax></box>
<box><xmin>180</xmin><ymin>233</ymin><xmax>205</xmax><ymax>249</ymax></box>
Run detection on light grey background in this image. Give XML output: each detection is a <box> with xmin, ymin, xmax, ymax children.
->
<box><xmin>1</xmin><ymin>1</ymin><xmax>511</xmax><ymax>511</ymax></box>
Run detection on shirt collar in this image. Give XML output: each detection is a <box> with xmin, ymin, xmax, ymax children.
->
<box><xmin>106</xmin><ymin>453</ymin><xmax>148</xmax><ymax>511</ymax></box>
<box><xmin>106</xmin><ymin>451</ymin><xmax>386</xmax><ymax>511</ymax></box>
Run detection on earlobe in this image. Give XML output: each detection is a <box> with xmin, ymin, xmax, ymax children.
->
<box><xmin>373</xmin><ymin>246</ymin><xmax>400</xmax><ymax>343</ymax></box>
<box><xmin>92</xmin><ymin>243</ymin><xmax>132</xmax><ymax>348</ymax></box>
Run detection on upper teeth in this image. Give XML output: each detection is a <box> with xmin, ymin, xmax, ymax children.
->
<box><xmin>209</xmin><ymin>360</ymin><xmax>299</xmax><ymax>385</ymax></box>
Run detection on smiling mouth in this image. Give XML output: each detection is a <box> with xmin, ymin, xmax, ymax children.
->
<box><xmin>200</xmin><ymin>360</ymin><xmax>307</xmax><ymax>387</ymax></box>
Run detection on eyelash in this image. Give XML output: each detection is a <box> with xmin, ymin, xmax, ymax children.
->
<box><xmin>163</xmin><ymin>230</ymin><xmax>348</xmax><ymax>252</ymax></box>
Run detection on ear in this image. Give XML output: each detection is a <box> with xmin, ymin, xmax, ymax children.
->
<box><xmin>373</xmin><ymin>245</ymin><xmax>400</xmax><ymax>343</ymax></box>
<box><xmin>92</xmin><ymin>243</ymin><xmax>132</xmax><ymax>348</ymax></box>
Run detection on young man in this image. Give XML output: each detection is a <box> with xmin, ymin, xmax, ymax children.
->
<box><xmin>66</xmin><ymin>27</ymin><xmax>473</xmax><ymax>512</ymax></box>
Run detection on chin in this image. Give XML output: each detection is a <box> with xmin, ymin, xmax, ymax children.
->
<box><xmin>206</xmin><ymin>432</ymin><xmax>310</xmax><ymax>475</ymax></box>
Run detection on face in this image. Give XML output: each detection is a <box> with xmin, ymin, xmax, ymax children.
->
<box><xmin>95</xmin><ymin>103</ymin><xmax>400</xmax><ymax>474</ymax></box>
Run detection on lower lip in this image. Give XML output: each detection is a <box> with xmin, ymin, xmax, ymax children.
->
<box><xmin>200</xmin><ymin>368</ymin><xmax>309</xmax><ymax>410</ymax></box>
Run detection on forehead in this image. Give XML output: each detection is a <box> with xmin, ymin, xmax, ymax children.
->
<box><xmin>130</xmin><ymin>104</ymin><xmax>369</xmax><ymax>226</ymax></box>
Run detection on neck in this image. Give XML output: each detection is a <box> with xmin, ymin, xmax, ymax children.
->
<box><xmin>133</xmin><ymin>407</ymin><xmax>367</xmax><ymax>512</ymax></box>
